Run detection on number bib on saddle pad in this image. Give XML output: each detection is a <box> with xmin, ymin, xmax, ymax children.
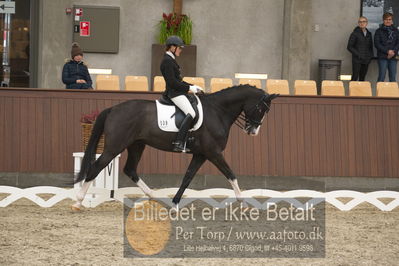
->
<box><xmin>155</xmin><ymin>95</ymin><xmax>203</xmax><ymax>132</ymax></box>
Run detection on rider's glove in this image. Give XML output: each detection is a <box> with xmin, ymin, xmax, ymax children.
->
<box><xmin>189</xmin><ymin>85</ymin><xmax>204</xmax><ymax>94</ymax></box>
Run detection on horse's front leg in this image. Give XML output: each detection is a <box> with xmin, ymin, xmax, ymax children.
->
<box><xmin>124</xmin><ymin>142</ymin><xmax>156</xmax><ymax>198</ymax></box>
<box><xmin>208</xmin><ymin>153</ymin><xmax>244</xmax><ymax>202</ymax></box>
<box><xmin>172</xmin><ymin>154</ymin><xmax>206</xmax><ymax>207</ymax></box>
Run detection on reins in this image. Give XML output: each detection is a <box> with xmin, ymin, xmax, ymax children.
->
<box><xmin>202</xmin><ymin>95</ymin><xmax>245</xmax><ymax>129</ymax></box>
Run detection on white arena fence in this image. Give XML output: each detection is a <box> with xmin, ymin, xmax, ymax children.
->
<box><xmin>0</xmin><ymin>153</ymin><xmax>398</xmax><ymax>211</ymax></box>
<box><xmin>0</xmin><ymin>186</ymin><xmax>399</xmax><ymax>211</ymax></box>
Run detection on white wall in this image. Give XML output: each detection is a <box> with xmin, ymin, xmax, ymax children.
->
<box><xmin>189</xmin><ymin>0</ymin><xmax>284</xmax><ymax>83</ymax></box>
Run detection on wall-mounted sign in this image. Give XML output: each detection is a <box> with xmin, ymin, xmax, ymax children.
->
<box><xmin>75</xmin><ymin>8</ymin><xmax>83</xmax><ymax>16</ymax></box>
<box><xmin>0</xmin><ymin>1</ymin><xmax>15</xmax><ymax>14</ymax></box>
<box><xmin>72</xmin><ymin>5</ymin><xmax>119</xmax><ymax>53</ymax></box>
<box><xmin>80</xmin><ymin>21</ymin><xmax>90</xmax><ymax>37</ymax></box>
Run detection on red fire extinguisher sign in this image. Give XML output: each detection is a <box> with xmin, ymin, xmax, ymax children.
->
<box><xmin>80</xmin><ymin>21</ymin><xmax>90</xmax><ymax>37</ymax></box>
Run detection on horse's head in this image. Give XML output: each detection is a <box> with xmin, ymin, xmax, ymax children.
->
<box><xmin>243</xmin><ymin>93</ymin><xmax>279</xmax><ymax>136</ymax></box>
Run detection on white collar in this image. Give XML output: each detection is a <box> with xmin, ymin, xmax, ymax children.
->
<box><xmin>166</xmin><ymin>51</ymin><xmax>175</xmax><ymax>59</ymax></box>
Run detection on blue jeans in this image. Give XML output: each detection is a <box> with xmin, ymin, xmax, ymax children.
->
<box><xmin>377</xmin><ymin>58</ymin><xmax>397</xmax><ymax>82</ymax></box>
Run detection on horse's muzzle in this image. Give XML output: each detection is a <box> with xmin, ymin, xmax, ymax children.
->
<box><xmin>246</xmin><ymin>125</ymin><xmax>260</xmax><ymax>136</ymax></box>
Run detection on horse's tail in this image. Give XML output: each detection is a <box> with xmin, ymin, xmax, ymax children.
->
<box><xmin>74</xmin><ymin>108</ymin><xmax>111</xmax><ymax>184</ymax></box>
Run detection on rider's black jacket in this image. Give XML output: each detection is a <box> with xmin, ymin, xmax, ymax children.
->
<box><xmin>160</xmin><ymin>53</ymin><xmax>191</xmax><ymax>98</ymax></box>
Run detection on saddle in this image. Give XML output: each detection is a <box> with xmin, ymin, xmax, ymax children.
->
<box><xmin>156</xmin><ymin>94</ymin><xmax>203</xmax><ymax>132</ymax></box>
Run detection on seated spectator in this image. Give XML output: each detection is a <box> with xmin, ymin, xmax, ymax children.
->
<box><xmin>62</xmin><ymin>43</ymin><xmax>93</xmax><ymax>89</ymax></box>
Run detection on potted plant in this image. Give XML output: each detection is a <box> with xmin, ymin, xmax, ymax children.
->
<box><xmin>151</xmin><ymin>12</ymin><xmax>197</xmax><ymax>89</ymax></box>
<box><xmin>80</xmin><ymin>110</ymin><xmax>104</xmax><ymax>154</ymax></box>
<box><xmin>157</xmin><ymin>13</ymin><xmax>193</xmax><ymax>45</ymax></box>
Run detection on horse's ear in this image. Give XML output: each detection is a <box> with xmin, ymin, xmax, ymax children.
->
<box><xmin>269</xmin><ymin>93</ymin><xmax>279</xmax><ymax>101</ymax></box>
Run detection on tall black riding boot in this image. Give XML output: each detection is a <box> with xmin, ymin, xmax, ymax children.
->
<box><xmin>173</xmin><ymin>114</ymin><xmax>193</xmax><ymax>152</ymax></box>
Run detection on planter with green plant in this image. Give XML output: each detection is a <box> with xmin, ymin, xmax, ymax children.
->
<box><xmin>158</xmin><ymin>13</ymin><xmax>193</xmax><ymax>45</ymax></box>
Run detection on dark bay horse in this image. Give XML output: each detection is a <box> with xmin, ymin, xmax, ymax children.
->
<box><xmin>72</xmin><ymin>85</ymin><xmax>278</xmax><ymax>210</ymax></box>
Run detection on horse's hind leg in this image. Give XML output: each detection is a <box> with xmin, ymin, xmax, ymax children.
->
<box><xmin>73</xmin><ymin>150</ymin><xmax>120</xmax><ymax>210</ymax></box>
<box><xmin>123</xmin><ymin>142</ymin><xmax>155</xmax><ymax>198</ymax></box>
<box><xmin>208</xmin><ymin>153</ymin><xmax>244</xmax><ymax>202</ymax></box>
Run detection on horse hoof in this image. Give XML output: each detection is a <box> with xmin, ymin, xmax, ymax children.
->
<box><xmin>71</xmin><ymin>203</ymin><xmax>82</xmax><ymax>211</ymax></box>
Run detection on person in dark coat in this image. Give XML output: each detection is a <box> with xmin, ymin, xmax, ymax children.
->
<box><xmin>62</xmin><ymin>43</ymin><xmax>93</xmax><ymax>89</ymax></box>
<box><xmin>384</xmin><ymin>0</ymin><xmax>399</xmax><ymax>27</ymax></box>
<box><xmin>374</xmin><ymin>12</ymin><xmax>399</xmax><ymax>82</ymax></box>
<box><xmin>160</xmin><ymin>35</ymin><xmax>203</xmax><ymax>152</ymax></box>
<box><xmin>347</xmin><ymin>16</ymin><xmax>374</xmax><ymax>81</ymax></box>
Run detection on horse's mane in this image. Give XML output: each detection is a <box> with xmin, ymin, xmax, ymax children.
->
<box><xmin>203</xmin><ymin>84</ymin><xmax>264</xmax><ymax>99</ymax></box>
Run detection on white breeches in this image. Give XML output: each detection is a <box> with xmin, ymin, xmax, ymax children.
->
<box><xmin>171</xmin><ymin>95</ymin><xmax>196</xmax><ymax>118</ymax></box>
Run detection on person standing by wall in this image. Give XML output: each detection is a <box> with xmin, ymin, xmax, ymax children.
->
<box><xmin>347</xmin><ymin>16</ymin><xmax>374</xmax><ymax>81</ymax></box>
<box><xmin>62</xmin><ymin>43</ymin><xmax>93</xmax><ymax>89</ymax></box>
<box><xmin>374</xmin><ymin>12</ymin><xmax>399</xmax><ymax>82</ymax></box>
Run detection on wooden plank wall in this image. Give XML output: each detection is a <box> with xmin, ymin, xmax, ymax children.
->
<box><xmin>0</xmin><ymin>88</ymin><xmax>398</xmax><ymax>178</ymax></box>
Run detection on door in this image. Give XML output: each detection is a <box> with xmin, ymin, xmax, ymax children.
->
<box><xmin>0</xmin><ymin>0</ymin><xmax>31</xmax><ymax>87</ymax></box>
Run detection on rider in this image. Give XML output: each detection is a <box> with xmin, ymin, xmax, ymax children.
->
<box><xmin>160</xmin><ymin>35</ymin><xmax>203</xmax><ymax>152</ymax></box>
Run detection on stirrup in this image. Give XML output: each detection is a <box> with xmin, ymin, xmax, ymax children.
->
<box><xmin>172</xmin><ymin>141</ymin><xmax>190</xmax><ymax>152</ymax></box>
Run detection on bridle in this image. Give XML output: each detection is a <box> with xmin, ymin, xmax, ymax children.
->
<box><xmin>203</xmin><ymin>92</ymin><xmax>272</xmax><ymax>131</ymax></box>
<box><xmin>235</xmin><ymin>95</ymin><xmax>271</xmax><ymax>130</ymax></box>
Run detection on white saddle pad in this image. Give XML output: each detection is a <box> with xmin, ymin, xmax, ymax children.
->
<box><xmin>155</xmin><ymin>95</ymin><xmax>203</xmax><ymax>132</ymax></box>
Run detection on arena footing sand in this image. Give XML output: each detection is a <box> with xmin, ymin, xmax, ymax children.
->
<box><xmin>1</xmin><ymin>199</ymin><xmax>398</xmax><ymax>265</ymax></box>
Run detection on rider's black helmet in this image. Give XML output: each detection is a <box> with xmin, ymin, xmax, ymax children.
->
<box><xmin>165</xmin><ymin>35</ymin><xmax>185</xmax><ymax>47</ymax></box>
